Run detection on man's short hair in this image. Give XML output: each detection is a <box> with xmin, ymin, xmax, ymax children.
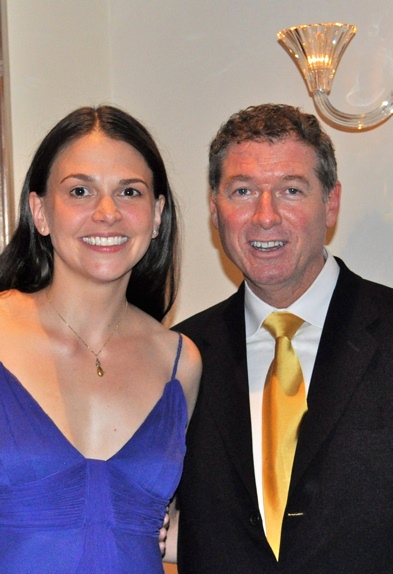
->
<box><xmin>209</xmin><ymin>103</ymin><xmax>337</xmax><ymax>199</ymax></box>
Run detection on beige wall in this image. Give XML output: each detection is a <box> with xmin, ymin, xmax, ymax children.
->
<box><xmin>6</xmin><ymin>0</ymin><xmax>111</xmax><ymax>185</ymax></box>
<box><xmin>5</xmin><ymin>0</ymin><xmax>393</xmax><ymax>325</ymax></box>
<box><xmin>108</xmin><ymin>0</ymin><xmax>393</xmax><ymax>325</ymax></box>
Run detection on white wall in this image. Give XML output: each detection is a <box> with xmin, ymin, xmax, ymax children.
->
<box><xmin>5</xmin><ymin>0</ymin><xmax>393</xmax><ymax>324</ymax></box>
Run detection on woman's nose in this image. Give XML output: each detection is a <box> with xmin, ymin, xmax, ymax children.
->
<box><xmin>92</xmin><ymin>195</ymin><xmax>121</xmax><ymax>224</ymax></box>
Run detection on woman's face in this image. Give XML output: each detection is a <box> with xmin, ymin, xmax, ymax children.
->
<box><xmin>30</xmin><ymin>130</ymin><xmax>165</xmax><ymax>286</ymax></box>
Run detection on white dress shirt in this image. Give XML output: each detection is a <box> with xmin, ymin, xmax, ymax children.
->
<box><xmin>245</xmin><ymin>250</ymin><xmax>340</xmax><ymax>527</ymax></box>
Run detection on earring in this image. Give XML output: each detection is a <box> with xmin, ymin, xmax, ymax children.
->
<box><xmin>152</xmin><ymin>229</ymin><xmax>158</xmax><ymax>237</ymax></box>
<box><xmin>40</xmin><ymin>227</ymin><xmax>45</xmax><ymax>233</ymax></box>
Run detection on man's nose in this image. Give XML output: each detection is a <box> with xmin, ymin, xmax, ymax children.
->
<box><xmin>252</xmin><ymin>192</ymin><xmax>281</xmax><ymax>229</ymax></box>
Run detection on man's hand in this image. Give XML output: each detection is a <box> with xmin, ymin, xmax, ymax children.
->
<box><xmin>159</xmin><ymin>508</ymin><xmax>170</xmax><ymax>557</ymax></box>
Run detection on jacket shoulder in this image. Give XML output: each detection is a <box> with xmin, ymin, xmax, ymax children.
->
<box><xmin>173</xmin><ymin>286</ymin><xmax>244</xmax><ymax>344</ymax></box>
<box><xmin>335</xmin><ymin>257</ymin><xmax>393</xmax><ymax>310</ymax></box>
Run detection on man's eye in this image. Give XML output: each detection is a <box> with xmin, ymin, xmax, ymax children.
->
<box><xmin>234</xmin><ymin>187</ymin><xmax>249</xmax><ymax>196</ymax></box>
<box><xmin>121</xmin><ymin>187</ymin><xmax>140</xmax><ymax>197</ymax></box>
<box><xmin>286</xmin><ymin>187</ymin><xmax>301</xmax><ymax>196</ymax></box>
<box><xmin>70</xmin><ymin>186</ymin><xmax>90</xmax><ymax>197</ymax></box>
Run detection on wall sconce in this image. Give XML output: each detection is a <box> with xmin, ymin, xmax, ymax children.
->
<box><xmin>277</xmin><ymin>23</ymin><xmax>393</xmax><ymax>131</ymax></box>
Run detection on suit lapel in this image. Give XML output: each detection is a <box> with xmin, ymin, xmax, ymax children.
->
<box><xmin>290</xmin><ymin>261</ymin><xmax>379</xmax><ymax>491</ymax></box>
<box><xmin>191</xmin><ymin>263</ymin><xmax>382</xmax><ymax>511</ymax></box>
<box><xmin>201</xmin><ymin>284</ymin><xmax>259</xmax><ymax>506</ymax></box>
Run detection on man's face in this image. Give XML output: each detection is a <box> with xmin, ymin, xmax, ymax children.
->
<box><xmin>210</xmin><ymin>137</ymin><xmax>341</xmax><ymax>308</ymax></box>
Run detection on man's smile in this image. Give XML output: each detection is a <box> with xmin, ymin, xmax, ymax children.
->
<box><xmin>250</xmin><ymin>240</ymin><xmax>285</xmax><ymax>251</ymax></box>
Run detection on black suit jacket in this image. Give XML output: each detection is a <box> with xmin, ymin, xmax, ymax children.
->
<box><xmin>174</xmin><ymin>259</ymin><xmax>393</xmax><ymax>573</ymax></box>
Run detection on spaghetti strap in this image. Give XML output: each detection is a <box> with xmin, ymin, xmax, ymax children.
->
<box><xmin>171</xmin><ymin>333</ymin><xmax>183</xmax><ymax>380</ymax></box>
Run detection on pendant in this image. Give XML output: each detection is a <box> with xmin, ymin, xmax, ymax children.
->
<box><xmin>96</xmin><ymin>358</ymin><xmax>104</xmax><ymax>377</ymax></box>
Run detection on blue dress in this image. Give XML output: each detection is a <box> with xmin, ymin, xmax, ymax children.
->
<box><xmin>0</xmin><ymin>335</ymin><xmax>187</xmax><ymax>573</ymax></box>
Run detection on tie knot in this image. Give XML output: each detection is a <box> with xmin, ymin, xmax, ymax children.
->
<box><xmin>262</xmin><ymin>312</ymin><xmax>304</xmax><ymax>340</ymax></box>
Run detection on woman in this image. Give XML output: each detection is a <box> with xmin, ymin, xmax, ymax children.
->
<box><xmin>0</xmin><ymin>105</ymin><xmax>201</xmax><ymax>572</ymax></box>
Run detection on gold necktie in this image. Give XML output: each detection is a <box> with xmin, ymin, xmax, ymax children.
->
<box><xmin>262</xmin><ymin>312</ymin><xmax>307</xmax><ymax>559</ymax></box>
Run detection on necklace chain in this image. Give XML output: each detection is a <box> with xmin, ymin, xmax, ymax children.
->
<box><xmin>45</xmin><ymin>290</ymin><xmax>128</xmax><ymax>377</ymax></box>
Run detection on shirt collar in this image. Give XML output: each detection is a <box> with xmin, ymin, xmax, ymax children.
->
<box><xmin>245</xmin><ymin>249</ymin><xmax>340</xmax><ymax>337</ymax></box>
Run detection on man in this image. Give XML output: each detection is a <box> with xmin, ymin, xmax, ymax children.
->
<box><xmin>174</xmin><ymin>104</ymin><xmax>393</xmax><ymax>573</ymax></box>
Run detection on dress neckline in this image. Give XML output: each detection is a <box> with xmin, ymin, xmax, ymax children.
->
<box><xmin>0</xmin><ymin>361</ymin><xmax>182</xmax><ymax>462</ymax></box>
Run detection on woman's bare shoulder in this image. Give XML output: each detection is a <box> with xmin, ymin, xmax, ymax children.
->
<box><xmin>172</xmin><ymin>332</ymin><xmax>201</xmax><ymax>422</ymax></box>
<box><xmin>0</xmin><ymin>290</ymin><xmax>39</xmax><ymax>323</ymax></box>
<box><xmin>128</xmin><ymin>305</ymin><xmax>201</xmax><ymax>418</ymax></box>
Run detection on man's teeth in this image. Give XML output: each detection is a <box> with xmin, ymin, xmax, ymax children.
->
<box><xmin>82</xmin><ymin>236</ymin><xmax>128</xmax><ymax>246</ymax></box>
<box><xmin>251</xmin><ymin>240</ymin><xmax>284</xmax><ymax>250</ymax></box>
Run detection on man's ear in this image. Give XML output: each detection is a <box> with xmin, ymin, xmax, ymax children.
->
<box><xmin>29</xmin><ymin>192</ymin><xmax>50</xmax><ymax>235</ymax></box>
<box><xmin>209</xmin><ymin>194</ymin><xmax>219</xmax><ymax>229</ymax></box>
<box><xmin>326</xmin><ymin>181</ymin><xmax>341</xmax><ymax>230</ymax></box>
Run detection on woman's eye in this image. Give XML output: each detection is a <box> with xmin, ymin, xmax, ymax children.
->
<box><xmin>121</xmin><ymin>187</ymin><xmax>141</xmax><ymax>197</ymax></box>
<box><xmin>70</xmin><ymin>186</ymin><xmax>90</xmax><ymax>197</ymax></box>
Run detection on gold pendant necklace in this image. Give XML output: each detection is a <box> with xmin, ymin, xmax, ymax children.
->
<box><xmin>45</xmin><ymin>290</ymin><xmax>128</xmax><ymax>377</ymax></box>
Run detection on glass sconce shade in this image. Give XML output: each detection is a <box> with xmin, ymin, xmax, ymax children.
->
<box><xmin>277</xmin><ymin>23</ymin><xmax>393</xmax><ymax>131</ymax></box>
<box><xmin>277</xmin><ymin>23</ymin><xmax>356</xmax><ymax>94</ymax></box>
